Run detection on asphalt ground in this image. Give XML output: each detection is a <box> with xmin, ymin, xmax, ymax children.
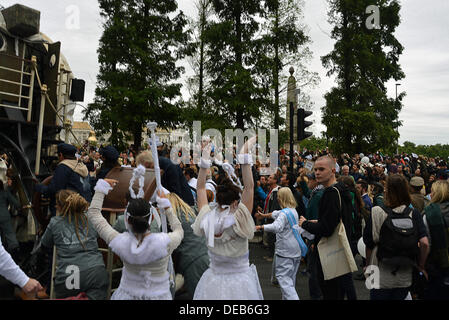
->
<box><xmin>248</xmin><ymin>236</ymin><xmax>371</xmax><ymax>300</ymax></box>
<box><xmin>1</xmin><ymin>238</ymin><xmax>371</xmax><ymax>301</ymax></box>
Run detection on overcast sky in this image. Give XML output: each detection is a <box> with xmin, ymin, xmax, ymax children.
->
<box><xmin>2</xmin><ymin>0</ymin><xmax>448</xmax><ymax>146</ymax></box>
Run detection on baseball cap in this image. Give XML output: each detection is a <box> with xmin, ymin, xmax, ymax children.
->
<box><xmin>99</xmin><ymin>146</ymin><xmax>120</xmax><ymax>161</ymax></box>
<box><xmin>410</xmin><ymin>176</ymin><xmax>424</xmax><ymax>187</ymax></box>
<box><xmin>57</xmin><ymin>143</ymin><xmax>77</xmax><ymax>157</ymax></box>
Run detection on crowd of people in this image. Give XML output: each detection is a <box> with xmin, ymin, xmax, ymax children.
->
<box><xmin>1</xmin><ymin>140</ymin><xmax>449</xmax><ymax>301</ymax></box>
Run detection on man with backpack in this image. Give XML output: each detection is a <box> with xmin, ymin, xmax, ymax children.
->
<box><xmin>363</xmin><ymin>174</ymin><xmax>430</xmax><ymax>300</ymax></box>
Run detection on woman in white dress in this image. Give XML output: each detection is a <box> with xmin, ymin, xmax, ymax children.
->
<box><xmin>192</xmin><ymin>137</ymin><xmax>263</xmax><ymax>300</ymax></box>
<box><xmin>87</xmin><ymin>165</ymin><xmax>183</xmax><ymax>300</ymax></box>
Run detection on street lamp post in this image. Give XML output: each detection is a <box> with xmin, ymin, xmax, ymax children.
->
<box><xmin>395</xmin><ymin>83</ymin><xmax>401</xmax><ymax>155</ymax></box>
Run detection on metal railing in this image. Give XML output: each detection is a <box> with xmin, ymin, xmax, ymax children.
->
<box><xmin>0</xmin><ymin>51</ymin><xmax>36</xmax><ymax>121</ymax></box>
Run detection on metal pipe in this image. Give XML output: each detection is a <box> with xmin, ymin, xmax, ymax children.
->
<box><xmin>0</xmin><ymin>91</ymin><xmax>30</xmax><ymax>98</ymax></box>
<box><xmin>27</xmin><ymin>57</ymin><xmax>36</xmax><ymax>122</ymax></box>
<box><xmin>0</xmin><ymin>78</ymin><xmax>31</xmax><ymax>87</ymax></box>
<box><xmin>0</xmin><ymin>65</ymin><xmax>32</xmax><ymax>75</ymax></box>
<box><xmin>0</xmin><ymin>103</ymin><xmax>29</xmax><ymax>111</ymax></box>
<box><xmin>18</xmin><ymin>44</ymin><xmax>26</xmax><ymax>105</ymax></box>
<box><xmin>35</xmin><ymin>84</ymin><xmax>47</xmax><ymax>175</ymax></box>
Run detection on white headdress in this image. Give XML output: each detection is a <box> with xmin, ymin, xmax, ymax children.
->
<box><xmin>124</xmin><ymin>164</ymin><xmax>156</xmax><ymax>235</ymax></box>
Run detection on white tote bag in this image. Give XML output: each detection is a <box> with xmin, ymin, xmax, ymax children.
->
<box><xmin>317</xmin><ymin>187</ymin><xmax>358</xmax><ymax>280</ymax></box>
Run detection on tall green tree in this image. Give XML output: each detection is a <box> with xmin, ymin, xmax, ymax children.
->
<box><xmin>84</xmin><ymin>0</ymin><xmax>192</xmax><ymax>149</ymax></box>
<box><xmin>182</xmin><ymin>0</ymin><xmax>223</xmax><ymax>132</ymax></box>
<box><xmin>321</xmin><ymin>0</ymin><xmax>405</xmax><ymax>155</ymax></box>
<box><xmin>260</xmin><ymin>0</ymin><xmax>319</xmax><ymax>130</ymax></box>
<box><xmin>202</xmin><ymin>0</ymin><xmax>270</xmax><ymax>130</ymax></box>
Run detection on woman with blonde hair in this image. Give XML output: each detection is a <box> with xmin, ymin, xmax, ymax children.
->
<box><xmin>422</xmin><ymin>180</ymin><xmax>449</xmax><ymax>299</ymax></box>
<box><xmin>88</xmin><ymin>164</ymin><xmax>184</xmax><ymax>300</ymax></box>
<box><xmin>256</xmin><ymin>187</ymin><xmax>307</xmax><ymax>300</ymax></box>
<box><xmin>167</xmin><ymin>193</ymin><xmax>209</xmax><ymax>299</ymax></box>
<box><xmin>40</xmin><ymin>190</ymin><xmax>109</xmax><ymax>299</ymax></box>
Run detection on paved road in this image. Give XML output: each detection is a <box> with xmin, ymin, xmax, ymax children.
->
<box><xmin>1</xmin><ymin>240</ymin><xmax>371</xmax><ymax>301</ymax></box>
<box><xmin>248</xmin><ymin>239</ymin><xmax>371</xmax><ymax>300</ymax></box>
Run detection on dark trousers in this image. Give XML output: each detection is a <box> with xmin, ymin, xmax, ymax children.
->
<box><xmin>340</xmin><ymin>272</ymin><xmax>357</xmax><ymax>300</ymax></box>
<box><xmin>423</xmin><ymin>274</ymin><xmax>449</xmax><ymax>300</ymax></box>
<box><xmin>311</xmin><ymin>248</ymin><xmax>344</xmax><ymax>300</ymax></box>
<box><xmin>370</xmin><ymin>287</ymin><xmax>409</xmax><ymax>300</ymax></box>
<box><xmin>306</xmin><ymin>242</ymin><xmax>322</xmax><ymax>300</ymax></box>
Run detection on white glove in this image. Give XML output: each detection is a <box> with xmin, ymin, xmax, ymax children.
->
<box><xmin>156</xmin><ymin>196</ymin><xmax>172</xmax><ymax>210</ymax></box>
<box><xmin>199</xmin><ymin>158</ymin><xmax>212</xmax><ymax>169</ymax></box>
<box><xmin>94</xmin><ymin>179</ymin><xmax>114</xmax><ymax>195</ymax></box>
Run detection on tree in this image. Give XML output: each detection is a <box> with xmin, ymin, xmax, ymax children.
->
<box><xmin>202</xmin><ymin>0</ymin><xmax>270</xmax><ymax>130</ymax></box>
<box><xmin>84</xmin><ymin>0</ymin><xmax>192</xmax><ymax>149</ymax></box>
<box><xmin>321</xmin><ymin>0</ymin><xmax>405</xmax><ymax>155</ymax></box>
<box><xmin>260</xmin><ymin>0</ymin><xmax>319</xmax><ymax>130</ymax></box>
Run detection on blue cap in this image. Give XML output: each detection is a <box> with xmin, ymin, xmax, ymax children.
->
<box><xmin>99</xmin><ymin>146</ymin><xmax>119</xmax><ymax>161</ymax></box>
<box><xmin>57</xmin><ymin>143</ymin><xmax>77</xmax><ymax>157</ymax></box>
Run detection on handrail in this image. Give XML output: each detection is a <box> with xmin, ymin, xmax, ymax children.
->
<box><xmin>0</xmin><ymin>65</ymin><xmax>32</xmax><ymax>75</ymax></box>
<box><xmin>0</xmin><ymin>51</ymin><xmax>33</xmax><ymax>63</ymax></box>
<box><xmin>0</xmin><ymin>103</ymin><xmax>29</xmax><ymax>111</ymax></box>
<box><xmin>0</xmin><ymin>90</ymin><xmax>30</xmax><ymax>99</ymax></box>
<box><xmin>0</xmin><ymin>78</ymin><xmax>31</xmax><ymax>87</ymax></box>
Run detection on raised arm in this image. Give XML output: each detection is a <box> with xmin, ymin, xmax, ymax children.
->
<box><xmin>239</xmin><ymin>136</ymin><xmax>257</xmax><ymax>213</ymax></box>
<box><xmin>156</xmin><ymin>193</ymin><xmax>184</xmax><ymax>254</ymax></box>
<box><xmin>88</xmin><ymin>179</ymin><xmax>120</xmax><ymax>244</ymax></box>
<box><xmin>197</xmin><ymin>141</ymin><xmax>212</xmax><ymax>213</ymax></box>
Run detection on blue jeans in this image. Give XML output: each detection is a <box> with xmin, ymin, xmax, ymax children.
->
<box><xmin>370</xmin><ymin>287</ymin><xmax>409</xmax><ymax>300</ymax></box>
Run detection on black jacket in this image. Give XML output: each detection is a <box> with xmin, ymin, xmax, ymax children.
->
<box><xmin>302</xmin><ymin>182</ymin><xmax>353</xmax><ymax>245</ymax></box>
<box><xmin>158</xmin><ymin>156</ymin><xmax>195</xmax><ymax>206</ymax></box>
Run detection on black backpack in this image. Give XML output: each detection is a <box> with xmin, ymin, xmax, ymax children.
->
<box><xmin>377</xmin><ymin>206</ymin><xmax>419</xmax><ymax>272</ymax></box>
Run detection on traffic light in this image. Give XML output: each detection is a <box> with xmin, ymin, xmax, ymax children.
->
<box><xmin>298</xmin><ymin>108</ymin><xmax>313</xmax><ymax>141</ymax></box>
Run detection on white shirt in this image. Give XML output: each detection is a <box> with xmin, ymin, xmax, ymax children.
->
<box><xmin>0</xmin><ymin>238</ymin><xmax>29</xmax><ymax>288</ymax></box>
<box><xmin>264</xmin><ymin>208</ymin><xmax>302</xmax><ymax>258</ymax></box>
<box><xmin>188</xmin><ymin>178</ymin><xmax>198</xmax><ymax>190</ymax></box>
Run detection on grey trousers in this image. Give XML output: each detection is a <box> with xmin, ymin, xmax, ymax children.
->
<box><xmin>54</xmin><ymin>265</ymin><xmax>109</xmax><ymax>300</ymax></box>
<box><xmin>275</xmin><ymin>255</ymin><xmax>301</xmax><ymax>300</ymax></box>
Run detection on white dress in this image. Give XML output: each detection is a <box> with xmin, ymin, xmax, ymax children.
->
<box><xmin>88</xmin><ymin>191</ymin><xmax>183</xmax><ymax>300</ymax></box>
<box><xmin>191</xmin><ymin>203</ymin><xmax>263</xmax><ymax>300</ymax></box>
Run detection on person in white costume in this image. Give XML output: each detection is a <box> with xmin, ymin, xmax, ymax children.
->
<box><xmin>192</xmin><ymin>137</ymin><xmax>263</xmax><ymax>300</ymax></box>
<box><xmin>256</xmin><ymin>187</ymin><xmax>309</xmax><ymax>300</ymax></box>
<box><xmin>87</xmin><ymin>165</ymin><xmax>184</xmax><ymax>300</ymax></box>
<box><xmin>0</xmin><ymin>238</ymin><xmax>43</xmax><ymax>297</ymax></box>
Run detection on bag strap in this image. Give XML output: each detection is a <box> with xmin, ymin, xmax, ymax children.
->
<box><xmin>281</xmin><ymin>208</ymin><xmax>308</xmax><ymax>257</ymax></box>
<box><xmin>381</xmin><ymin>205</ymin><xmax>412</xmax><ymax>218</ymax></box>
<box><xmin>332</xmin><ymin>186</ymin><xmax>342</xmax><ymax>215</ymax></box>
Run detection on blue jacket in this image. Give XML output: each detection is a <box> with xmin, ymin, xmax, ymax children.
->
<box><xmin>35</xmin><ymin>159</ymin><xmax>90</xmax><ymax>215</ymax></box>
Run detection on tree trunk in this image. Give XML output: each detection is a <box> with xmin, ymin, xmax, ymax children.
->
<box><xmin>273</xmin><ymin>2</ymin><xmax>280</xmax><ymax>129</ymax></box>
<box><xmin>234</xmin><ymin>0</ymin><xmax>244</xmax><ymax>129</ymax></box>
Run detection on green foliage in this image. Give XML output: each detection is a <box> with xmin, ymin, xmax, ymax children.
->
<box><xmin>322</xmin><ymin>0</ymin><xmax>405</xmax><ymax>155</ymax></box>
<box><xmin>298</xmin><ymin>136</ymin><xmax>328</xmax><ymax>152</ymax></box>
<box><xmin>84</xmin><ymin>0</ymin><xmax>192</xmax><ymax>149</ymax></box>
<box><xmin>399</xmin><ymin>141</ymin><xmax>449</xmax><ymax>159</ymax></box>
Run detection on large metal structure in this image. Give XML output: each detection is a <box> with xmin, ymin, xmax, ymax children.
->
<box><xmin>0</xmin><ymin>4</ymin><xmax>84</xmax><ymax>244</ymax></box>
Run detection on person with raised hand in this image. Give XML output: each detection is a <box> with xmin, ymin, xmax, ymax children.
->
<box><xmin>87</xmin><ymin>164</ymin><xmax>184</xmax><ymax>300</ymax></box>
<box><xmin>191</xmin><ymin>136</ymin><xmax>263</xmax><ymax>300</ymax></box>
